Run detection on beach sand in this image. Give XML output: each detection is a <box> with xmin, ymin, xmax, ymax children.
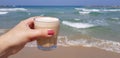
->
<box><xmin>0</xmin><ymin>29</ymin><xmax>120</xmax><ymax>58</ymax></box>
<box><xmin>10</xmin><ymin>46</ymin><xmax>120</xmax><ymax>58</ymax></box>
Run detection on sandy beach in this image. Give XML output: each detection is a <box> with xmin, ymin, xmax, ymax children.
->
<box><xmin>10</xmin><ymin>46</ymin><xmax>120</xmax><ymax>58</ymax></box>
<box><xmin>0</xmin><ymin>29</ymin><xmax>120</xmax><ymax>58</ymax></box>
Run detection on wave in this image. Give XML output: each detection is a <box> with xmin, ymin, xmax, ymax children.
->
<box><xmin>58</xmin><ymin>36</ymin><xmax>120</xmax><ymax>53</ymax></box>
<box><xmin>75</xmin><ymin>8</ymin><xmax>101</xmax><ymax>15</ymax></box>
<box><xmin>62</xmin><ymin>21</ymin><xmax>95</xmax><ymax>28</ymax></box>
<box><xmin>108</xmin><ymin>17</ymin><xmax>120</xmax><ymax>24</ymax></box>
<box><xmin>75</xmin><ymin>8</ymin><xmax>100</xmax><ymax>12</ymax></box>
<box><xmin>74</xmin><ymin>18</ymin><xmax>81</xmax><ymax>21</ymax></box>
<box><xmin>25</xmin><ymin>36</ymin><xmax>120</xmax><ymax>53</ymax></box>
<box><xmin>75</xmin><ymin>8</ymin><xmax>120</xmax><ymax>13</ymax></box>
<box><xmin>111</xmin><ymin>17</ymin><xmax>120</xmax><ymax>20</ymax></box>
<box><xmin>79</xmin><ymin>11</ymin><xmax>90</xmax><ymax>15</ymax></box>
<box><xmin>103</xmin><ymin>9</ymin><xmax>120</xmax><ymax>12</ymax></box>
<box><xmin>0</xmin><ymin>12</ymin><xmax>8</xmax><ymax>15</ymax></box>
<box><xmin>0</xmin><ymin>8</ymin><xmax>27</xmax><ymax>12</ymax></box>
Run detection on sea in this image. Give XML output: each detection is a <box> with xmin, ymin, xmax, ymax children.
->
<box><xmin>0</xmin><ymin>6</ymin><xmax>120</xmax><ymax>53</ymax></box>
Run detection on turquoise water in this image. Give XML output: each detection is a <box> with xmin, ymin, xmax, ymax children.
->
<box><xmin>0</xmin><ymin>6</ymin><xmax>120</xmax><ymax>53</ymax></box>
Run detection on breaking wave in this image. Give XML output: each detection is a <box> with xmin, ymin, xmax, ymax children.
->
<box><xmin>58</xmin><ymin>36</ymin><xmax>120</xmax><ymax>53</ymax></box>
<box><xmin>75</xmin><ymin>8</ymin><xmax>120</xmax><ymax>15</ymax></box>
<box><xmin>26</xmin><ymin>36</ymin><xmax>120</xmax><ymax>53</ymax></box>
<box><xmin>75</xmin><ymin>8</ymin><xmax>120</xmax><ymax>12</ymax></box>
<box><xmin>62</xmin><ymin>21</ymin><xmax>95</xmax><ymax>28</ymax></box>
<box><xmin>0</xmin><ymin>12</ymin><xmax>8</xmax><ymax>15</ymax></box>
<box><xmin>79</xmin><ymin>11</ymin><xmax>91</xmax><ymax>14</ymax></box>
<box><xmin>0</xmin><ymin>8</ymin><xmax>27</xmax><ymax>12</ymax></box>
<box><xmin>75</xmin><ymin>8</ymin><xmax>100</xmax><ymax>12</ymax></box>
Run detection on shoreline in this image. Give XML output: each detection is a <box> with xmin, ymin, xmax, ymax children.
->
<box><xmin>1</xmin><ymin>28</ymin><xmax>120</xmax><ymax>54</ymax></box>
<box><xmin>10</xmin><ymin>46</ymin><xmax>120</xmax><ymax>58</ymax></box>
<box><xmin>0</xmin><ymin>29</ymin><xmax>120</xmax><ymax>58</ymax></box>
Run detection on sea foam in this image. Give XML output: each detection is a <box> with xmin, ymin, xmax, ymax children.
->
<box><xmin>0</xmin><ymin>8</ymin><xmax>27</xmax><ymax>12</ymax></box>
<box><xmin>75</xmin><ymin>8</ymin><xmax>120</xmax><ymax>14</ymax></box>
<box><xmin>79</xmin><ymin>11</ymin><xmax>90</xmax><ymax>15</ymax></box>
<box><xmin>103</xmin><ymin>9</ymin><xmax>120</xmax><ymax>12</ymax></box>
<box><xmin>25</xmin><ymin>36</ymin><xmax>120</xmax><ymax>53</ymax></box>
<box><xmin>0</xmin><ymin>12</ymin><xmax>8</xmax><ymax>15</ymax></box>
<box><xmin>57</xmin><ymin>36</ymin><xmax>120</xmax><ymax>53</ymax></box>
<box><xmin>75</xmin><ymin>8</ymin><xmax>100</xmax><ymax>12</ymax></box>
<box><xmin>62</xmin><ymin>21</ymin><xmax>95</xmax><ymax>28</ymax></box>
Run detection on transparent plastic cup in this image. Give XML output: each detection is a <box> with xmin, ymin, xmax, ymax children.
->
<box><xmin>34</xmin><ymin>17</ymin><xmax>60</xmax><ymax>51</ymax></box>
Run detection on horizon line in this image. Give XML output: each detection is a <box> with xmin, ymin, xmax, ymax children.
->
<box><xmin>0</xmin><ymin>4</ymin><xmax>120</xmax><ymax>6</ymax></box>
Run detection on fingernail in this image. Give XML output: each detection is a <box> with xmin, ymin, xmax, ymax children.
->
<box><xmin>48</xmin><ymin>29</ymin><xmax>54</xmax><ymax>36</ymax></box>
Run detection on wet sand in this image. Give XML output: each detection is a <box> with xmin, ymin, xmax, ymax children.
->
<box><xmin>0</xmin><ymin>29</ymin><xmax>120</xmax><ymax>58</ymax></box>
<box><xmin>10</xmin><ymin>46</ymin><xmax>120</xmax><ymax>58</ymax></box>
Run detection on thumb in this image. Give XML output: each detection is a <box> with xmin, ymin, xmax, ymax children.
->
<box><xmin>29</xmin><ymin>29</ymin><xmax>54</xmax><ymax>41</ymax></box>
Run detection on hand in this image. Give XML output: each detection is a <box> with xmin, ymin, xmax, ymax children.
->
<box><xmin>0</xmin><ymin>16</ymin><xmax>54</xmax><ymax>58</ymax></box>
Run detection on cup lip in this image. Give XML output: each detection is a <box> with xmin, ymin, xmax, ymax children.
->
<box><xmin>34</xmin><ymin>16</ymin><xmax>59</xmax><ymax>23</ymax></box>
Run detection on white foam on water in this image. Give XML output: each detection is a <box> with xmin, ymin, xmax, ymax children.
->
<box><xmin>75</xmin><ymin>8</ymin><xmax>101</xmax><ymax>15</ymax></box>
<box><xmin>75</xmin><ymin>8</ymin><xmax>100</xmax><ymax>12</ymax></box>
<box><xmin>0</xmin><ymin>12</ymin><xmax>8</xmax><ymax>15</ymax></box>
<box><xmin>57</xmin><ymin>36</ymin><xmax>120</xmax><ymax>53</ymax></box>
<box><xmin>103</xmin><ymin>9</ymin><xmax>120</xmax><ymax>12</ymax></box>
<box><xmin>25</xmin><ymin>36</ymin><xmax>120</xmax><ymax>53</ymax></box>
<box><xmin>40</xmin><ymin>14</ymin><xmax>44</xmax><ymax>16</ymax></box>
<box><xmin>75</xmin><ymin>8</ymin><xmax>85</xmax><ymax>10</ymax></box>
<box><xmin>75</xmin><ymin>8</ymin><xmax>120</xmax><ymax>13</ymax></box>
<box><xmin>62</xmin><ymin>21</ymin><xmax>95</xmax><ymax>28</ymax></box>
<box><xmin>111</xmin><ymin>17</ymin><xmax>120</xmax><ymax>20</ymax></box>
<box><xmin>0</xmin><ymin>8</ymin><xmax>27</xmax><ymax>12</ymax></box>
<box><xmin>74</xmin><ymin>18</ymin><xmax>81</xmax><ymax>21</ymax></box>
<box><xmin>79</xmin><ymin>11</ymin><xmax>90</xmax><ymax>15</ymax></box>
<box><xmin>83</xmin><ymin>9</ymin><xmax>100</xmax><ymax>12</ymax></box>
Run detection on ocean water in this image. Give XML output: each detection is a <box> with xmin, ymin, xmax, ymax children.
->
<box><xmin>0</xmin><ymin>6</ymin><xmax>120</xmax><ymax>53</ymax></box>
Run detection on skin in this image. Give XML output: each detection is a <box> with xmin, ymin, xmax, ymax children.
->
<box><xmin>0</xmin><ymin>17</ymin><xmax>54</xmax><ymax>58</ymax></box>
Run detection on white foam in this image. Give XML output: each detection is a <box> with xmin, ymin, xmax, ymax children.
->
<box><xmin>25</xmin><ymin>36</ymin><xmax>120</xmax><ymax>53</ymax></box>
<box><xmin>62</xmin><ymin>21</ymin><xmax>95</xmax><ymax>28</ymax></box>
<box><xmin>0</xmin><ymin>12</ymin><xmax>8</xmax><ymax>15</ymax></box>
<box><xmin>35</xmin><ymin>17</ymin><xmax>59</xmax><ymax>22</ymax></box>
<box><xmin>75</xmin><ymin>8</ymin><xmax>100</xmax><ymax>12</ymax></box>
<box><xmin>75</xmin><ymin>8</ymin><xmax>120</xmax><ymax>12</ymax></box>
<box><xmin>74</xmin><ymin>18</ymin><xmax>81</xmax><ymax>21</ymax></box>
<box><xmin>75</xmin><ymin>8</ymin><xmax>85</xmax><ymax>10</ymax></box>
<box><xmin>83</xmin><ymin>9</ymin><xmax>100</xmax><ymax>12</ymax></box>
<box><xmin>0</xmin><ymin>8</ymin><xmax>27</xmax><ymax>12</ymax></box>
<box><xmin>79</xmin><ymin>11</ymin><xmax>90</xmax><ymax>14</ymax></box>
<box><xmin>111</xmin><ymin>17</ymin><xmax>120</xmax><ymax>20</ymax></box>
<box><xmin>57</xmin><ymin>36</ymin><xmax>120</xmax><ymax>53</ymax></box>
<box><xmin>103</xmin><ymin>9</ymin><xmax>120</xmax><ymax>12</ymax></box>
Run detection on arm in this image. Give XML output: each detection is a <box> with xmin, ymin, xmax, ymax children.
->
<box><xmin>0</xmin><ymin>17</ymin><xmax>54</xmax><ymax>58</ymax></box>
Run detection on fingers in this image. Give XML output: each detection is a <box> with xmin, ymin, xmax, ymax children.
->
<box><xmin>19</xmin><ymin>16</ymin><xmax>55</xmax><ymax>42</ymax></box>
<box><xmin>28</xmin><ymin>29</ymin><xmax>54</xmax><ymax>41</ymax></box>
<box><xmin>21</xmin><ymin>16</ymin><xmax>44</xmax><ymax>29</ymax></box>
<box><xmin>22</xmin><ymin>16</ymin><xmax>44</xmax><ymax>24</ymax></box>
<box><xmin>22</xmin><ymin>17</ymin><xmax>35</xmax><ymax>24</ymax></box>
<box><xmin>31</xmin><ymin>29</ymin><xmax>54</xmax><ymax>37</ymax></box>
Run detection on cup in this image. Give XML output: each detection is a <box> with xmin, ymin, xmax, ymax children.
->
<box><xmin>34</xmin><ymin>16</ymin><xmax>60</xmax><ymax>50</ymax></box>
